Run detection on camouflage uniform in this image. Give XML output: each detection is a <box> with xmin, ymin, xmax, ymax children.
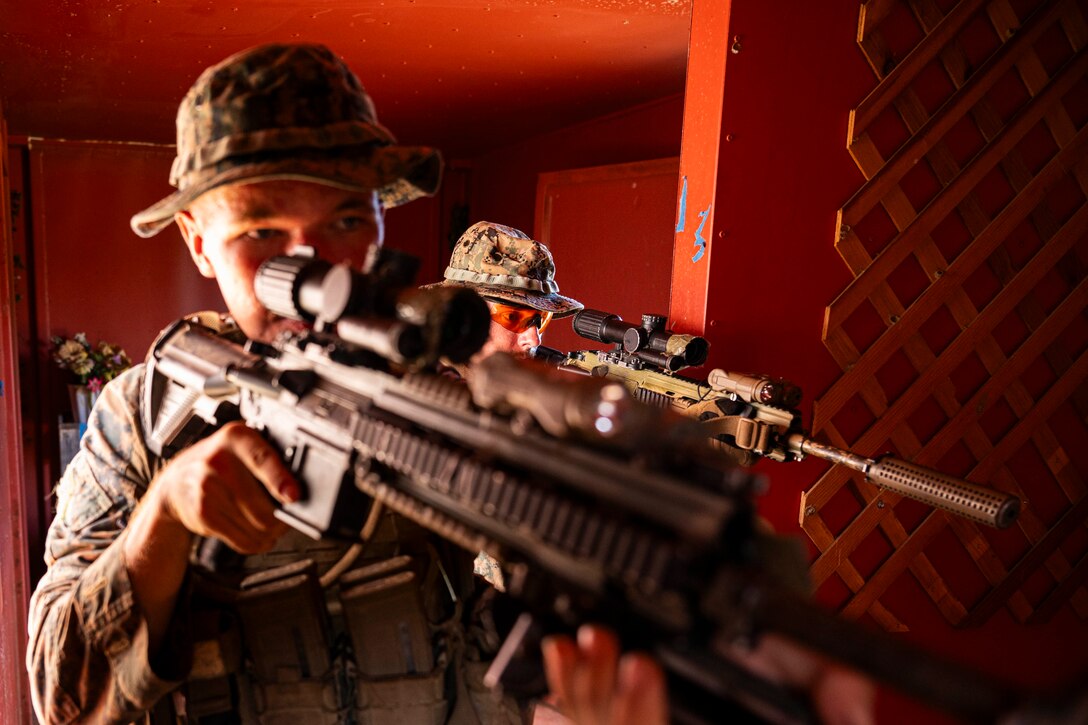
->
<box><xmin>28</xmin><ymin>365</ymin><xmax>184</xmax><ymax>722</ymax></box>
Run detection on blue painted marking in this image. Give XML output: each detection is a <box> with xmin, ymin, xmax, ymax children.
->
<box><xmin>0</xmin><ymin>379</ymin><xmax>4</xmax><ymax>397</ymax></box>
<box><xmin>692</xmin><ymin>204</ymin><xmax>711</xmax><ymax>263</ymax></box>
<box><xmin>675</xmin><ymin>176</ymin><xmax>688</xmax><ymax>233</ymax></box>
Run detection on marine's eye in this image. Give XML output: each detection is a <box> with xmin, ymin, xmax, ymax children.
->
<box><xmin>243</xmin><ymin>228</ymin><xmax>283</xmax><ymax>241</ymax></box>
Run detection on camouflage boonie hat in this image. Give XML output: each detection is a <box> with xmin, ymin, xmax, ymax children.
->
<box><xmin>131</xmin><ymin>43</ymin><xmax>442</xmax><ymax>237</ymax></box>
<box><xmin>432</xmin><ymin>221</ymin><xmax>582</xmax><ymax>317</ymax></box>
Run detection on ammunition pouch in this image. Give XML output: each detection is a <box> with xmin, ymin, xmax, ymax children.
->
<box><xmin>355</xmin><ymin>669</ymin><xmax>448</xmax><ymax>725</ymax></box>
<box><xmin>340</xmin><ymin>555</ymin><xmax>433</xmax><ymax>677</ymax></box>
<box><xmin>238</xmin><ymin>560</ymin><xmax>342</xmax><ymax>724</ymax></box>
<box><xmin>182</xmin><ymin>551</ymin><xmax>472</xmax><ymax>725</ymax></box>
<box><xmin>339</xmin><ymin>555</ymin><xmax>449</xmax><ymax>724</ymax></box>
<box><xmin>185</xmin><ymin>559</ymin><xmax>343</xmax><ymax>724</ymax></box>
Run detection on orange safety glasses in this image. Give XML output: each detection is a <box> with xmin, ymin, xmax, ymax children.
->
<box><xmin>486</xmin><ymin>299</ymin><xmax>552</xmax><ymax>335</ymax></box>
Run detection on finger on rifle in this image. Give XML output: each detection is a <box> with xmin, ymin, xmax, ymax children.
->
<box><xmin>208</xmin><ymin>519</ymin><xmax>265</xmax><ymax>555</ymax></box>
<box><xmin>541</xmin><ymin>634</ymin><xmax>579</xmax><ymax>716</ymax></box>
<box><xmin>575</xmin><ymin>625</ymin><xmax>619</xmax><ymax>724</ymax></box>
<box><xmin>218</xmin><ymin>421</ymin><xmax>300</xmax><ymax>505</ymax></box>
<box><xmin>218</xmin><ymin>448</ymin><xmax>290</xmax><ymax>539</ymax></box>
<box><xmin>613</xmin><ymin>653</ymin><xmax>668</xmax><ymax>725</ymax></box>
<box><xmin>751</xmin><ymin>634</ymin><xmax>876</xmax><ymax>725</ymax></box>
<box><xmin>154</xmin><ymin>443</ymin><xmax>267</xmax><ymax>551</ymax></box>
<box><xmin>224</xmin><ymin>483</ymin><xmax>290</xmax><ymax>548</ymax></box>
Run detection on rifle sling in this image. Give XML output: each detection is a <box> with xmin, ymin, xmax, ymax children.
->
<box><xmin>692</xmin><ymin>411</ymin><xmax>773</xmax><ymax>452</ymax></box>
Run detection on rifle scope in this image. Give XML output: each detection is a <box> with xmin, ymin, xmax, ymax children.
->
<box><xmin>254</xmin><ymin>249</ymin><xmax>490</xmax><ymax>367</ymax></box>
<box><xmin>573</xmin><ymin>309</ymin><xmax>709</xmax><ymax>372</ymax></box>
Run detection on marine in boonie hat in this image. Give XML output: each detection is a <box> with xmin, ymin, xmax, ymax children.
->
<box><xmin>131</xmin><ymin>43</ymin><xmax>442</xmax><ymax>238</ymax></box>
<box><xmin>433</xmin><ymin>221</ymin><xmax>582</xmax><ymax>317</ymax></box>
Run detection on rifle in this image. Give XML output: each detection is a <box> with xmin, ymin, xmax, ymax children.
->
<box><xmin>535</xmin><ymin>309</ymin><xmax>1021</xmax><ymax>530</ymax></box>
<box><xmin>144</xmin><ymin>250</ymin><xmax>1032</xmax><ymax>724</ymax></box>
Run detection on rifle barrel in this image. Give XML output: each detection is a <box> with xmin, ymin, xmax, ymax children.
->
<box><xmin>787</xmin><ymin>435</ymin><xmax>1020</xmax><ymax>528</ymax></box>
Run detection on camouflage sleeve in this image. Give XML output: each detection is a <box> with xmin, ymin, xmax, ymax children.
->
<box><xmin>27</xmin><ymin>364</ymin><xmax>190</xmax><ymax>722</ymax></box>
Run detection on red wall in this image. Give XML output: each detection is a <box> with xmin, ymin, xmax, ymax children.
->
<box><xmin>0</xmin><ymin>116</ymin><xmax>35</xmax><ymax>725</ymax></box>
<box><xmin>532</xmin><ymin>158</ymin><xmax>680</xmax><ymax>355</ymax></box>
<box><xmin>699</xmin><ymin>0</ymin><xmax>870</xmax><ymax>531</ymax></box>
<box><xmin>27</xmin><ymin>140</ymin><xmax>222</xmax><ymax>363</ymax></box>
<box><xmin>384</xmin><ymin>190</ymin><xmax>447</xmax><ymax>286</ymax></box>
<box><xmin>468</xmin><ymin>94</ymin><xmax>685</xmax><ymax>237</ymax></box>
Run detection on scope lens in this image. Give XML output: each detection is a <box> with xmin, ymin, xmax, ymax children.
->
<box><xmin>684</xmin><ymin>338</ymin><xmax>709</xmax><ymax>367</ymax></box>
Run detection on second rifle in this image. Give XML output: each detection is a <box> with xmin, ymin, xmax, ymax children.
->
<box><xmin>534</xmin><ymin>309</ymin><xmax>1021</xmax><ymax>530</ymax></box>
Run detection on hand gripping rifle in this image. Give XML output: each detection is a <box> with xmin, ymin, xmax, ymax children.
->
<box><xmin>144</xmin><ymin>250</ymin><xmax>1031</xmax><ymax>724</ymax></box>
<box><xmin>533</xmin><ymin>309</ymin><xmax>1021</xmax><ymax>530</ymax></box>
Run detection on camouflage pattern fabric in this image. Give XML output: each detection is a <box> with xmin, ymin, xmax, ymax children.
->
<box><xmin>27</xmin><ymin>364</ymin><xmax>185</xmax><ymax>722</ymax></box>
<box><xmin>473</xmin><ymin>551</ymin><xmax>506</xmax><ymax>592</ymax></box>
<box><xmin>432</xmin><ymin>222</ymin><xmax>582</xmax><ymax>317</ymax></box>
<box><xmin>131</xmin><ymin>43</ymin><xmax>442</xmax><ymax>238</ymax></box>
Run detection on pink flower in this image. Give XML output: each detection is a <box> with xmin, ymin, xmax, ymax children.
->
<box><xmin>87</xmin><ymin>377</ymin><xmax>104</xmax><ymax>394</ymax></box>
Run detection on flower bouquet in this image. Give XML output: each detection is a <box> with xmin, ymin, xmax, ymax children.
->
<box><xmin>52</xmin><ymin>332</ymin><xmax>132</xmax><ymax>423</ymax></box>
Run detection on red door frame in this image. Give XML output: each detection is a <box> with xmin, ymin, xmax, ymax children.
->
<box><xmin>0</xmin><ymin>108</ymin><xmax>35</xmax><ymax>723</ymax></box>
<box><xmin>668</xmin><ymin>0</ymin><xmax>732</xmax><ymax>336</ymax></box>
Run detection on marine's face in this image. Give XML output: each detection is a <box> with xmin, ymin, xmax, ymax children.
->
<box><xmin>468</xmin><ymin>299</ymin><xmax>546</xmax><ymax>366</ymax></box>
<box><xmin>176</xmin><ymin>180</ymin><xmax>384</xmax><ymax>342</ymax></box>
<box><xmin>479</xmin><ymin>317</ymin><xmax>542</xmax><ymax>358</ymax></box>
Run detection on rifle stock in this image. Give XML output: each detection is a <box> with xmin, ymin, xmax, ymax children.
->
<box><xmin>143</xmin><ymin>257</ymin><xmax>1033</xmax><ymax>723</ymax></box>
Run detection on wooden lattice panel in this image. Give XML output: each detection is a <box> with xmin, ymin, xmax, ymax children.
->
<box><xmin>800</xmin><ymin>0</ymin><xmax>1088</xmax><ymax>629</ymax></box>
